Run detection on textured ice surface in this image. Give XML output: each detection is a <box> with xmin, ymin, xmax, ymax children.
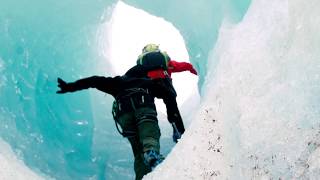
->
<box><xmin>1</xmin><ymin>0</ymin><xmax>319</xmax><ymax>179</ymax></box>
<box><xmin>145</xmin><ymin>0</ymin><xmax>320</xmax><ymax>179</ymax></box>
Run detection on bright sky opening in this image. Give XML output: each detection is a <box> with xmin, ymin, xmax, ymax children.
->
<box><xmin>107</xmin><ymin>1</ymin><xmax>199</xmax><ymax>114</ymax></box>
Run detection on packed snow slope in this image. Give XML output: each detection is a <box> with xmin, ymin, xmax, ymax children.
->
<box><xmin>144</xmin><ymin>0</ymin><xmax>320</xmax><ymax>179</ymax></box>
<box><xmin>1</xmin><ymin>0</ymin><xmax>320</xmax><ymax>179</ymax></box>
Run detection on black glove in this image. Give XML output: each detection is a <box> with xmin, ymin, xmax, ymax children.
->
<box><xmin>56</xmin><ymin>78</ymin><xmax>71</xmax><ymax>94</ymax></box>
<box><xmin>172</xmin><ymin>122</ymin><xmax>182</xmax><ymax>143</ymax></box>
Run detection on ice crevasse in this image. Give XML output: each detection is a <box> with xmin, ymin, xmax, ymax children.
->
<box><xmin>0</xmin><ymin>0</ymin><xmax>319</xmax><ymax>179</ymax></box>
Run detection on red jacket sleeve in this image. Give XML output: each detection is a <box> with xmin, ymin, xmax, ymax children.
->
<box><xmin>168</xmin><ymin>60</ymin><xmax>198</xmax><ymax>75</ymax></box>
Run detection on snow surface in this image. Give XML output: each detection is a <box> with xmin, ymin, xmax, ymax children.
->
<box><xmin>0</xmin><ymin>138</ymin><xmax>44</xmax><ymax>180</ymax></box>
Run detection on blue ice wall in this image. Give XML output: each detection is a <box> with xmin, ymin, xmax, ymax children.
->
<box><xmin>0</xmin><ymin>0</ymin><xmax>116</xmax><ymax>179</ymax></box>
<box><xmin>0</xmin><ymin>0</ymin><xmax>251</xmax><ymax>179</ymax></box>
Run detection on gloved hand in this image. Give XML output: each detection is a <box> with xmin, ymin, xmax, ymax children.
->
<box><xmin>56</xmin><ymin>78</ymin><xmax>71</xmax><ymax>94</ymax></box>
<box><xmin>172</xmin><ymin>123</ymin><xmax>182</xmax><ymax>143</ymax></box>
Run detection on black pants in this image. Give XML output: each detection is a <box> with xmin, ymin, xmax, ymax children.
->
<box><xmin>117</xmin><ymin>107</ymin><xmax>161</xmax><ymax>180</ymax></box>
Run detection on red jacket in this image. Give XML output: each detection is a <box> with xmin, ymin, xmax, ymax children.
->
<box><xmin>147</xmin><ymin>60</ymin><xmax>197</xmax><ymax>79</ymax></box>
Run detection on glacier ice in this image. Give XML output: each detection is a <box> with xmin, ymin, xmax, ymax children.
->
<box><xmin>145</xmin><ymin>0</ymin><xmax>320</xmax><ymax>179</ymax></box>
<box><xmin>1</xmin><ymin>0</ymin><xmax>320</xmax><ymax>179</ymax></box>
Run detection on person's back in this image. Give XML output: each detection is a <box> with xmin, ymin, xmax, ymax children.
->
<box><xmin>128</xmin><ymin>44</ymin><xmax>198</xmax><ymax>142</ymax></box>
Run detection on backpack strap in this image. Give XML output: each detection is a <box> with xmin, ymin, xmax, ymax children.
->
<box><xmin>160</xmin><ymin>51</ymin><xmax>170</xmax><ymax>69</ymax></box>
<box><xmin>137</xmin><ymin>54</ymin><xmax>144</xmax><ymax>65</ymax></box>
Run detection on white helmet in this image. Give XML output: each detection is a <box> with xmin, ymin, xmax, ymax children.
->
<box><xmin>142</xmin><ymin>44</ymin><xmax>160</xmax><ymax>53</ymax></box>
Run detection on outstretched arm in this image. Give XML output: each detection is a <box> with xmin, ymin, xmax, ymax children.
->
<box><xmin>56</xmin><ymin>76</ymin><xmax>115</xmax><ymax>94</ymax></box>
<box><xmin>168</xmin><ymin>60</ymin><xmax>198</xmax><ymax>75</ymax></box>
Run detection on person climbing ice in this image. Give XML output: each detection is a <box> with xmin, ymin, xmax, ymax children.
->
<box><xmin>56</xmin><ymin>74</ymin><xmax>165</xmax><ymax>180</ymax></box>
<box><xmin>125</xmin><ymin>43</ymin><xmax>198</xmax><ymax>143</ymax></box>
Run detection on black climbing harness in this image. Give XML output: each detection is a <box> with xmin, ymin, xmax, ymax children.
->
<box><xmin>112</xmin><ymin>88</ymin><xmax>155</xmax><ymax>137</ymax></box>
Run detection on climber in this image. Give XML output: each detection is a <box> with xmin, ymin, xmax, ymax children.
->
<box><xmin>125</xmin><ymin>43</ymin><xmax>198</xmax><ymax>143</ymax></box>
<box><xmin>56</xmin><ymin>75</ymin><xmax>164</xmax><ymax>180</ymax></box>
